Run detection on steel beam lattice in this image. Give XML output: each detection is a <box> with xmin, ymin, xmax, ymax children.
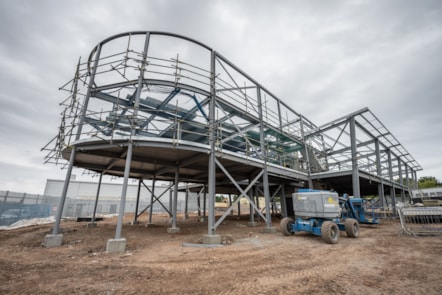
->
<box><xmin>42</xmin><ymin>31</ymin><xmax>423</xmax><ymax>245</ymax></box>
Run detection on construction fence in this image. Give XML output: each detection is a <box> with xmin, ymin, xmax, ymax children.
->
<box><xmin>398</xmin><ymin>206</ymin><xmax>442</xmax><ymax>236</ymax></box>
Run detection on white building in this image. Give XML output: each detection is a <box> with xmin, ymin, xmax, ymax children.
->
<box><xmin>44</xmin><ymin>178</ymin><xmax>199</xmax><ymax>217</ymax></box>
<box><xmin>411</xmin><ymin>187</ymin><xmax>442</xmax><ymax>203</ymax></box>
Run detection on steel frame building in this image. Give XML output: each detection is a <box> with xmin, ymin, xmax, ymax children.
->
<box><xmin>43</xmin><ymin>31</ymin><xmax>422</xmax><ymax>250</ymax></box>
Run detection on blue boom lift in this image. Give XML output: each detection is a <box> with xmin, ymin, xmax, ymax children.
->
<box><xmin>280</xmin><ymin>191</ymin><xmax>360</xmax><ymax>244</ymax></box>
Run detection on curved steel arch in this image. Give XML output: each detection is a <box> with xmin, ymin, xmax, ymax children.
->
<box><xmin>87</xmin><ymin>31</ymin><xmax>213</xmax><ymax>68</ymax></box>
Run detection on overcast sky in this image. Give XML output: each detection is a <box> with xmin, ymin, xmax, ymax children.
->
<box><xmin>1</xmin><ymin>0</ymin><xmax>441</xmax><ymax>194</ymax></box>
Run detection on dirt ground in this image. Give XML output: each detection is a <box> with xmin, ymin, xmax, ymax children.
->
<box><xmin>0</xmin><ymin>213</ymin><xmax>441</xmax><ymax>295</ymax></box>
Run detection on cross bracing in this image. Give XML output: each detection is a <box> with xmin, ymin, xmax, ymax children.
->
<box><xmin>42</xmin><ymin>32</ymin><xmax>422</xmax><ymax>250</ymax></box>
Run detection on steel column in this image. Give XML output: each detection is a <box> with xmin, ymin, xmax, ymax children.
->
<box><xmin>184</xmin><ymin>184</ymin><xmax>189</xmax><ymax>219</ymax></box>
<box><xmin>132</xmin><ymin>179</ymin><xmax>142</xmax><ymax>224</ymax></box>
<box><xmin>52</xmin><ymin>46</ymin><xmax>101</xmax><ymax>235</ymax></box>
<box><xmin>171</xmin><ymin>166</ymin><xmax>179</xmax><ymax>229</ymax></box>
<box><xmin>300</xmin><ymin>115</ymin><xmax>313</xmax><ymax>189</ymax></box>
<box><xmin>207</xmin><ymin>50</ymin><xmax>216</xmax><ymax>236</ymax></box>
<box><xmin>413</xmin><ymin>170</ymin><xmax>418</xmax><ymax>189</ymax></box>
<box><xmin>148</xmin><ymin>176</ymin><xmax>156</xmax><ymax>224</ymax></box>
<box><xmin>249</xmin><ymin>180</ymin><xmax>255</xmax><ymax>224</ymax></box>
<box><xmin>203</xmin><ymin>186</ymin><xmax>207</xmax><ymax>221</ymax></box>
<box><xmin>52</xmin><ymin>151</ymin><xmax>76</xmax><ymax>235</ymax></box>
<box><xmin>405</xmin><ymin>165</ymin><xmax>411</xmax><ymax>202</ymax></box>
<box><xmin>280</xmin><ymin>185</ymin><xmax>288</xmax><ymax>217</ymax></box>
<box><xmin>350</xmin><ymin>116</ymin><xmax>360</xmax><ymax>198</ymax></box>
<box><xmin>197</xmin><ymin>190</ymin><xmax>201</xmax><ymax>217</ymax></box>
<box><xmin>398</xmin><ymin>158</ymin><xmax>405</xmax><ymax>200</ymax></box>
<box><xmin>169</xmin><ymin>183</ymin><xmax>173</xmax><ymax>217</ymax></box>
<box><xmin>237</xmin><ymin>194</ymin><xmax>241</xmax><ymax>218</ymax></box>
<box><xmin>114</xmin><ymin>33</ymin><xmax>149</xmax><ymax>240</ymax></box>
<box><xmin>91</xmin><ymin>173</ymin><xmax>103</xmax><ymax>224</ymax></box>
<box><xmin>257</xmin><ymin>87</ymin><xmax>272</xmax><ymax>229</ymax></box>
<box><xmin>411</xmin><ymin>170</ymin><xmax>415</xmax><ymax>190</ymax></box>
<box><xmin>405</xmin><ymin>165</ymin><xmax>410</xmax><ymax>188</ymax></box>
<box><xmin>375</xmin><ymin>139</ymin><xmax>385</xmax><ymax>211</ymax></box>
<box><xmin>388</xmin><ymin>149</ymin><xmax>397</xmax><ymax>216</ymax></box>
<box><xmin>115</xmin><ymin>143</ymin><xmax>133</xmax><ymax>239</ymax></box>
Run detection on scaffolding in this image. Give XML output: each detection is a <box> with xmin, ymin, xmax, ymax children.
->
<box><xmin>42</xmin><ymin>31</ymin><xmax>422</xmax><ymax>250</ymax></box>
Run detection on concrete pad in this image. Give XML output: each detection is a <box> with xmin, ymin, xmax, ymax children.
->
<box><xmin>131</xmin><ymin>220</ymin><xmax>140</xmax><ymax>225</ymax></box>
<box><xmin>167</xmin><ymin>227</ymin><xmax>181</xmax><ymax>234</ymax></box>
<box><xmin>247</xmin><ymin>222</ymin><xmax>258</xmax><ymax>227</ymax></box>
<box><xmin>87</xmin><ymin>222</ymin><xmax>97</xmax><ymax>228</ymax></box>
<box><xmin>263</xmin><ymin>227</ymin><xmax>277</xmax><ymax>234</ymax></box>
<box><xmin>202</xmin><ymin>234</ymin><xmax>221</xmax><ymax>245</ymax></box>
<box><xmin>182</xmin><ymin>243</ymin><xmax>223</xmax><ymax>248</ymax></box>
<box><xmin>106</xmin><ymin>238</ymin><xmax>126</xmax><ymax>253</ymax></box>
<box><xmin>43</xmin><ymin>234</ymin><xmax>63</xmax><ymax>248</ymax></box>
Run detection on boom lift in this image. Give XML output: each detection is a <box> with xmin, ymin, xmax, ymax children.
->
<box><xmin>280</xmin><ymin>191</ymin><xmax>359</xmax><ymax>244</ymax></box>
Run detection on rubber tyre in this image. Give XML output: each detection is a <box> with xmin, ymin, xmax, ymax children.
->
<box><xmin>345</xmin><ymin>218</ymin><xmax>359</xmax><ymax>238</ymax></box>
<box><xmin>321</xmin><ymin>221</ymin><xmax>339</xmax><ymax>244</ymax></box>
<box><xmin>280</xmin><ymin>217</ymin><xmax>294</xmax><ymax>236</ymax></box>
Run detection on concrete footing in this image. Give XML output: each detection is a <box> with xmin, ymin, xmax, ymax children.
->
<box><xmin>202</xmin><ymin>234</ymin><xmax>221</xmax><ymax>245</ymax></box>
<box><xmin>247</xmin><ymin>222</ymin><xmax>258</xmax><ymax>227</ymax></box>
<box><xmin>87</xmin><ymin>222</ymin><xmax>97</xmax><ymax>228</ymax></box>
<box><xmin>106</xmin><ymin>238</ymin><xmax>127</xmax><ymax>253</ymax></box>
<box><xmin>43</xmin><ymin>234</ymin><xmax>63</xmax><ymax>248</ymax></box>
<box><xmin>167</xmin><ymin>227</ymin><xmax>181</xmax><ymax>234</ymax></box>
<box><xmin>263</xmin><ymin>227</ymin><xmax>277</xmax><ymax>234</ymax></box>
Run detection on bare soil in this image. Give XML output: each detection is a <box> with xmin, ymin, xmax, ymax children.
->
<box><xmin>0</xmin><ymin>213</ymin><xmax>441</xmax><ymax>294</ymax></box>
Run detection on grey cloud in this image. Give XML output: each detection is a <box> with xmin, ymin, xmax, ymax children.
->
<box><xmin>0</xmin><ymin>0</ymin><xmax>441</xmax><ymax>193</ymax></box>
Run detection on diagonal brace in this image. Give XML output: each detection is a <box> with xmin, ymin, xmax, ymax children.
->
<box><xmin>214</xmin><ymin>159</ymin><xmax>267</xmax><ymax>229</ymax></box>
<box><xmin>139</xmin><ymin>181</ymin><xmax>173</xmax><ymax>216</ymax></box>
